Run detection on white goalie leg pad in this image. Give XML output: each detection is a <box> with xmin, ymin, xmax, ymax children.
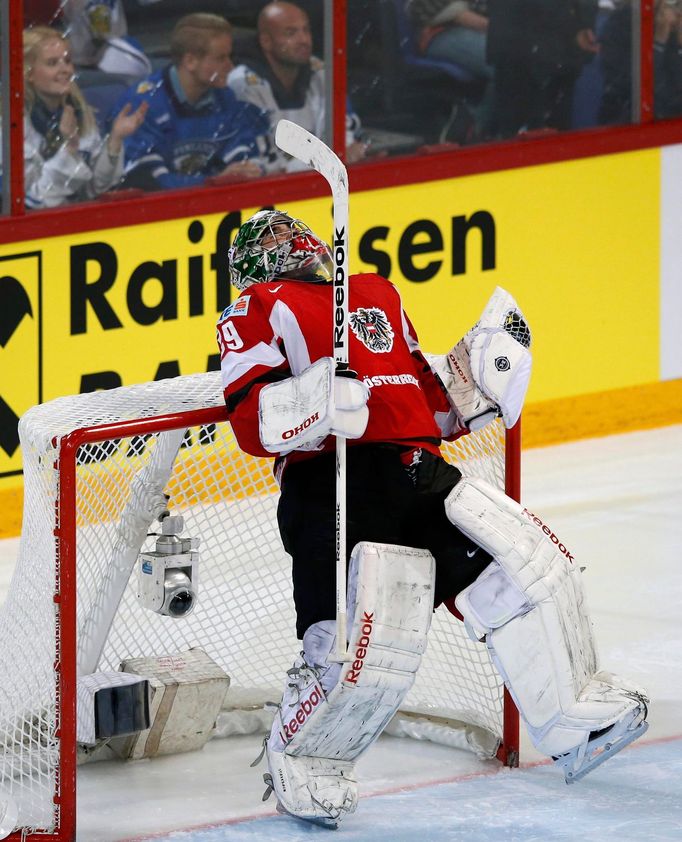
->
<box><xmin>265</xmin><ymin>542</ymin><xmax>435</xmax><ymax>826</ymax></box>
<box><xmin>446</xmin><ymin>476</ymin><xmax>648</xmax><ymax>771</ymax></box>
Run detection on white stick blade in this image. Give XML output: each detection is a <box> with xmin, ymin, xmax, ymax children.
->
<box><xmin>275</xmin><ymin>119</ymin><xmax>347</xmax><ymax>193</ymax></box>
<box><xmin>274</xmin><ymin>119</ymin><xmax>317</xmax><ymax>161</ymax></box>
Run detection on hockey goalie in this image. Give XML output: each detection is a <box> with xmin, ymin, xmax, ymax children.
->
<box><xmin>217</xmin><ymin>209</ymin><xmax>649</xmax><ymax>827</ymax></box>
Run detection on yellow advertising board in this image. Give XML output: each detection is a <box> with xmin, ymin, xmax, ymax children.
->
<box><xmin>0</xmin><ymin>146</ymin><xmax>661</xmax><ymax>493</ymax></box>
<box><xmin>0</xmin><ymin>252</ymin><xmax>42</xmax><ymax>478</ymax></box>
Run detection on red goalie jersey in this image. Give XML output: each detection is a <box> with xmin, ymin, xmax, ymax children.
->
<box><xmin>217</xmin><ymin>272</ymin><xmax>460</xmax><ymax>464</ymax></box>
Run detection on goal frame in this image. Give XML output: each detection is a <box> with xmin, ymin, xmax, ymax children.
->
<box><xmin>9</xmin><ymin>406</ymin><xmax>521</xmax><ymax>841</ymax></box>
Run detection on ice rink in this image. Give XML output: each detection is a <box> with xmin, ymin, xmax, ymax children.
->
<box><xmin>1</xmin><ymin>424</ymin><xmax>680</xmax><ymax>841</ymax></box>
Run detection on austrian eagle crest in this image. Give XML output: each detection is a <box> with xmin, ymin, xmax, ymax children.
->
<box><xmin>349</xmin><ymin>307</ymin><xmax>394</xmax><ymax>353</ymax></box>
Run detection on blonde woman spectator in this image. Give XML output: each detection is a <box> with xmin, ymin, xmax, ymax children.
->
<box><xmin>21</xmin><ymin>26</ymin><xmax>148</xmax><ymax>208</ymax></box>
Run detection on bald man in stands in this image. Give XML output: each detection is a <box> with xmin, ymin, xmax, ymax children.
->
<box><xmin>229</xmin><ymin>1</ymin><xmax>366</xmax><ymax>170</ymax></box>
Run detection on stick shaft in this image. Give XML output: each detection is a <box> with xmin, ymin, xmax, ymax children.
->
<box><xmin>274</xmin><ymin>120</ymin><xmax>351</xmax><ymax>661</ymax></box>
<box><xmin>335</xmin><ymin>437</ymin><xmax>347</xmax><ymax>658</ymax></box>
<box><xmin>333</xmin><ymin>201</ymin><xmax>349</xmax><ymax>660</ymax></box>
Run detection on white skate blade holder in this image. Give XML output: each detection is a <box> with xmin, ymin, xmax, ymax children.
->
<box><xmin>555</xmin><ymin>704</ymin><xmax>649</xmax><ymax>784</ymax></box>
<box><xmin>275</xmin><ymin>800</ymin><xmax>340</xmax><ymax>829</ymax></box>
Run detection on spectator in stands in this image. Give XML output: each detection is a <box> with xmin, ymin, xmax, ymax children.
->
<box><xmin>651</xmin><ymin>0</ymin><xmax>682</xmax><ymax>117</ymax></box>
<box><xmin>598</xmin><ymin>1</ymin><xmax>632</xmax><ymax>124</ymax></box>
<box><xmin>486</xmin><ymin>0</ymin><xmax>599</xmax><ymax>138</ymax></box>
<box><xmin>228</xmin><ymin>1</ymin><xmax>366</xmax><ymax>170</ymax></box>
<box><xmin>600</xmin><ymin>0</ymin><xmax>682</xmax><ymax>123</ymax></box>
<box><xmin>113</xmin><ymin>13</ymin><xmax>276</xmax><ymax>191</ymax></box>
<box><xmin>407</xmin><ymin>0</ymin><xmax>494</xmax><ymax>140</ymax></box>
<box><xmin>19</xmin><ymin>26</ymin><xmax>148</xmax><ymax>209</ymax></box>
<box><xmin>61</xmin><ymin>0</ymin><xmax>156</xmax><ymax>85</ymax></box>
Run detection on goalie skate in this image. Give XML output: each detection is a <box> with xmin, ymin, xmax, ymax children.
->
<box><xmin>554</xmin><ymin>693</ymin><xmax>649</xmax><ymax>784</ymax></box>
<box><xmin>274</xmin><ymin>800</ymin><xmax>345</xmax><ymax>830</ymax></box>
<box><xmin>262</xmin><ymin>749</ymin><xmax>356</xmax><ymax>829</ymax></box>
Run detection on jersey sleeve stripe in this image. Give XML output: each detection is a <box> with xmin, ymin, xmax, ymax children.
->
<box><xmin>269</xmin><ymin>300</ymin><xmax>312</xmax><ymax>374</ymax></box>
<box><xmin>221</xmin><ymin>340</ymin><xmax>286</xmax><ymax>390</ymax></box>
<box><xmin>226</xmin><ymin>368</ymin><xmax>291</xmax><ymax>414</ymax></box>
<box><xmin>401</xmin><ymin>309</ymin><xmax>420</xmax><ymax>353</ymax></box>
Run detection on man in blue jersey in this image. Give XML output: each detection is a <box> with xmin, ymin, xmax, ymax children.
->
<box><xmin>112</xmin><ymin>13</ymin><xmax>277</xmax><ymax>191</ymax></box>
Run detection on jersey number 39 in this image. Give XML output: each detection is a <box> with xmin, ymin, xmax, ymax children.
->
<box><xmin>217</xmin><ymin>320</ymin><xmax>244</xmax><ymax>355</ymax></box>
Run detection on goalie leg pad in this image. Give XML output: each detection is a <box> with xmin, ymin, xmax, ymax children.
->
<box><xmin>265</xmin><ymin>542</ymin><xmax>435</xmax><ymax>825</ymax></box>
<box><xmin>446</xmin><ymin>476</ymin><xmax>649</xmax><ymax>776</ymax></box>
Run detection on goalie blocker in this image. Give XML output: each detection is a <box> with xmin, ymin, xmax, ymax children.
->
<box><xmin>445</xmin><ymin>476</ymin><xmax>649</xmax><ymax>782</ymax></box>
<box><xmin>260</xmin><ymin>542</ymin><xmax>435</xmax><ymax>827</ymax></box>
<box><xmin>258</xmin><ymin>357</ymin><xmax>369</xmax><ymax>454</ymax></box>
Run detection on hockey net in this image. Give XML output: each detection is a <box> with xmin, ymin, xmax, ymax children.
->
<box><xmin>0</xmin><ymin>371</ymin><xmax>519</xmax><ymax>838</ymax></box>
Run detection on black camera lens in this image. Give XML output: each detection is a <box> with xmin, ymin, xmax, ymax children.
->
<box><xmin>168</xmin><ymin>589</ymin><xmax>194</xmax><ymax>617</ymax></box>
<box><xmin>162</xmin><ymin>569</ymin><xmax>195</xmax><ymax>617</ymax></box>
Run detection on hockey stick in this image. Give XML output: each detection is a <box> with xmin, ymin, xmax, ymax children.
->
<box><xmin>274</xmin><ymin>119</ymin><xmax>351</xmax><ymax>662</ymax></box>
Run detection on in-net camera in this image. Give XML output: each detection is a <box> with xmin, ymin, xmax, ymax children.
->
<box><xmin>137</xmin><ymin>515</ymin><xmax>199</xmax><ymax>617</ymax></box>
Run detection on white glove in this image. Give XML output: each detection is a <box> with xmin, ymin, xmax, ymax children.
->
<box><xmin>428</xmin><ymin>287</ymin><xmax>532</xmax><ymax>431</ymax></box>
<box><xmin>259</xmin><ymin>358</ymin><xmax>369</xmax><ymax>455</ymax></box>
<box><xmin>332</xmin><ymin>375</ymin><xmax>370</xmax><ymax>439</ymax></box>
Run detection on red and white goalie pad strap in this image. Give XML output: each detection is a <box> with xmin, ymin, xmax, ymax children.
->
<box><xmin>446</xmin><ymin>477</ymin><xmax>648</xmax><ymax>758</ymax></box>
<box><xmin>258</xmin><ymin>357</ymin><xmax>369</xmax><ymax>454</ymax></box>
<box><xmin>265</xmin><ymin>543</ymin><xmax>435</xmax><ymax>825</ymax></box>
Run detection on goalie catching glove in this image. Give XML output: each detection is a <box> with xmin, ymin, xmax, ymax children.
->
<box><xmin>428</xmin><ymin>287</ymin><xmax>532</xmax><ymax>431</ymax></box>
<box><xmin>259</xmin><ymin>357</ymin><xmax>370</xmax><ymax>454</ymax></box>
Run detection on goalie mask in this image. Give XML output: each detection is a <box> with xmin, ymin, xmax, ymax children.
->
<box><xmin>228</xmin><ymin>210</ymin><xmax>334</xmax><ymax>291</ymax></box>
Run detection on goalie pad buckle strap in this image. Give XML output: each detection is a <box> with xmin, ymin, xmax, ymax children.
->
<box><xmin>264</xmin><ymin>542</ymin><xmax>435</xmax><ymax>825</ymax></box>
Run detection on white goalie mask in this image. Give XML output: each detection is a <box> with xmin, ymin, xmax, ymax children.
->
<box><xmin>228</xmin><ymin>210</ymin><xmax>334</xmax><ymax>291</ymax></box>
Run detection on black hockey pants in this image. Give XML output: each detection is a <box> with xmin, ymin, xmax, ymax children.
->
<box><xmin>277</xmin><ymin>444</ymin><xmax>491</xmax><ymax>639</ymax></box>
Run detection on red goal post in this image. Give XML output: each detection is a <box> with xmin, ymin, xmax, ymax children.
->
<box><xmin>1</xmin><ymin>373</ymin><xmax>520</xmax><ymax>839</ymax></box>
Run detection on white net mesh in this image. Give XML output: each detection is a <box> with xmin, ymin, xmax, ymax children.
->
<box><xmin>1</xmin><ymin>371</ymin><xmax>513</xmax><ymax>835</ymax></box>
